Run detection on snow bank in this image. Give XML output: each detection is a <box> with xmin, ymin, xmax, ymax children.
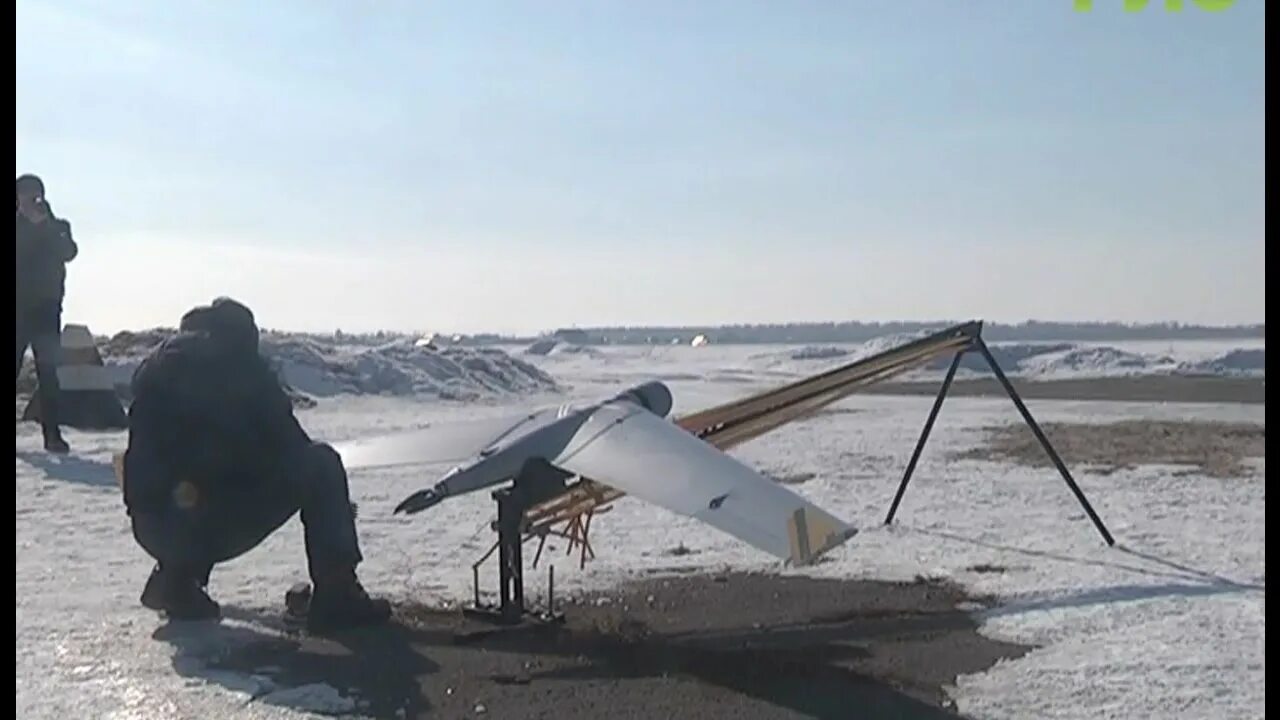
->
<box><xmin>265</xmin><ymin>336</ymin><xmax>557</xmax><ymax>399</ymax></box>
<box><xmin>1018</xmin><ymin>345</ymin><xmax>1177</xmax><ymax>379</ymax></box>
<box><xmin>789</xmin><ymin>346</ymin><xmax>850</xmax><ymax>361</ymax></box>
<box><xmin>1181</xmin><ymin>348</ymin><xmax>1266</xmax><ymax>377</ymax></box>
<box><xmin>525</xmin><ymin>339</ymin><xmax>605</xmax><ymax>360</ymax></box>
<box><xmin>757</xmin><ymin>333</ymin><xmax>1062</xmax><ymax>375</ymax></box>
<box><xmin>548</xmin><ymin>344</ymin><xmax>604</xmax><ymax>358</ymax></box>
<box><xmin>849</xmin><ymin>332</ymin><xmax>933</xmax><ymax>361</ymax></box>
<box><xmin>750</xmin><ymin>334</ymin><xmax>923</xmax><ymax>367</ymax></box>
<box><xmin>744</xmin><ymin>335</ymin><xmax>1266</xmax><ymax>382</ymax></box>
<box><xmin>920</xmin><ymin>342</ymin><xmax>1262</xmax><ymax>380</ymax></box>
<box><xmin>525</xmin><ymin>338</ymin><xmax>560</xmax><ymax>356</ymax></box>
<box><xmin>88</xmin><ymin>329</ymin><xmax>559</xmax><ymax>404</ymax></box>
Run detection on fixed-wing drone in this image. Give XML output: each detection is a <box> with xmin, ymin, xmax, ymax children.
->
<box><xmin>335</xmin><ymin>379</ymin><xmax>857</xmax><ymax>566</ymax></box>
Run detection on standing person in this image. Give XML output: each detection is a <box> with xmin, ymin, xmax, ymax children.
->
<box><xmin>16</xmin><ymin>174</ymin><xmax>76</xmax><ymax>453</ymax></box>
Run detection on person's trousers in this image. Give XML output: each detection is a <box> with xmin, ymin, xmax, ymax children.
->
<box><xmin>129</xmin><ymin>442</ymin><xmax>364</xmax><ymax>586</ymax></box>
<box><xmin>15</xmin><ymin>301</ymin><xmax>63</xmax><ymax>435</ymax></box>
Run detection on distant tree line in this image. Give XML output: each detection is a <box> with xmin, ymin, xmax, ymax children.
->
<box><xmin>488</xmin><ymin>320</ymin><xmax>1265</xmax><ymax>346</ymax></box>
<box><xmin>157</xmin><ymin>320</ymin><xmax>1261</xmax><ymax>348</ymax></box>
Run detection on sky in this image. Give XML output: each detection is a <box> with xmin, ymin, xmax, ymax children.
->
<box><xmin>16</xmin><ymin>1</ymin><xmax>1265</xmax><ymax>335</ymax></box>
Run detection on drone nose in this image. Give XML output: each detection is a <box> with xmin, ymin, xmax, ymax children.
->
<box><xmin>621</xmin><ymin>381</ymin><xmax>674</xmax><ymax>417</ymax></box>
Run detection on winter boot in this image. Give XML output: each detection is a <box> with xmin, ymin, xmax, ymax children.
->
<box><xmin>306</xmin><ymin>567</ymin><xmax>391</xmax><ymax>633</ymax></box>
<box><xmin>42</xmin><ymin>427</ymin><xmax>69</xmax><ymax>454</ymax></box>
<box><xmin>140</xmin><ymin>565</ymin><xmax>220</xmax><ymax>621</ymax></box>
<box><xmin>36</xmin><ymin>379</ymin><xmax>68</xmax><ymax>454</ymax></box>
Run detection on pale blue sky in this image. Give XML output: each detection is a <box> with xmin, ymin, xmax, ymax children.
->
<box><xmin>17</xmin><ymin>1</ymin><xmax>1264</xmax><ymax>334</ymax></box>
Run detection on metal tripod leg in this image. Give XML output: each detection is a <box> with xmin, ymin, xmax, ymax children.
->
<box><xmin>974</xmin><ymin>339</ymin><xmax>1115</xmax><ymax>546</ymax></box>
<box><xmin>885</xmin><ymin>350</ymin><xmax>963</xmax><ymax>525</ymax></box>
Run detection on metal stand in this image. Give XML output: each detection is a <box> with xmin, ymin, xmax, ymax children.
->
<box><xmin>883</xmin><ymin>337</ymin><xmax>1115</xmax><ymax>546</ymax></box>
<box><xmin>464</xmin><ymin>477</ymin><xmax>566</xmax><ymax>626</ymax></box>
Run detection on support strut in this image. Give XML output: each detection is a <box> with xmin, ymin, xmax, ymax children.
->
<box><xmin>882</xmin><ymin>335</ymin><xmax>1115</xmax><ymax>547</ymax></box>
<box><xmin>974</xmin><ymin>338</ymin><xmax>1115</xmax><ymax>546</ymax></box>
<box><xmin>465</xmin><ymin>475</ymin><xmax>566</xmax><ymax>626</ymax></box>
<box><xmin>885</xmin><ymin>350</ymin><xmax>963</xmax><ymax>525</ymax></box>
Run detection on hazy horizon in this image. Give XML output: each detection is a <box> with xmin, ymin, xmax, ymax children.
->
<box><xmin>96</xmin><ymin>315</ymin><xmax>1264</xmax><ymax>339</ymax></box>
<box><xmin>17</xmin><ymin>2</ymin><xmax>1264</xmax><ymax>335</ymax></box>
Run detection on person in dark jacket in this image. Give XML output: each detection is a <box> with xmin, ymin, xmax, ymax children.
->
<box><xmin>16</xmin><ymin>174</ymin><xmax>75</xmax><ymax>453</ymax></box>
<box><xmin>123</xmin><ymin>297</ymin><xmax>391</xmax><ymax>631</ymax></box>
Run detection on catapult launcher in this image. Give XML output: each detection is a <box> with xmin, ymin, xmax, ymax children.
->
<box><xmin>337</xmin><ymin>321</ymin><xmax>1114</xmax><ymax>624</ymax></box>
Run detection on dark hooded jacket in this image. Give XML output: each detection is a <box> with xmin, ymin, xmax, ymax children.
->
<box><xmin>16</xmin><ymin>204</ymin><xmax>77</xmax><ymax>310</ymax></box>
<box><xmin>123</xmin><ymin>298</ymin><xmax>312</xmax><ymax>514</ymax></box>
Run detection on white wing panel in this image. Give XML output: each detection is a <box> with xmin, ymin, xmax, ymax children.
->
<box><xmin>554</xmin><ymin>403</ymin><xmax>856</xmax><ymax>565</ymax></box>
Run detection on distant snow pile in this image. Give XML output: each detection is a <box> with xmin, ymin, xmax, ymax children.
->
<box><xmin>790</xmin><ymin>346</ymin><xmax>850</xmax><ymax>361</ymax></box>
<box><xmin>751</xmin><ymin>332</ymin><xmax>933</xmax><ymax>369</ymax></box>
<box><xmin>848</xmin><ymin>332</ymin><xmax>929</xmax><ymax>361</ymax></box>
<box><xmin>91</xmin><ymin>329</ymin><xmax>321</xmax><ymax>406</ymax></box>
<box><xmin>266</xmin><ymin>336</ymin><xmax>557</xmax><ymax>399</ymax></box>
<box><xmin>973</xmin><ymin>343</ymin><xmax>1074</xmax><ymax>372</ymax></box>
<box><xmin>547</xmin><ymin>343</ymin><xmax>603</xmax><ymax>358</ymax></box>
<box><xmin>1018</xmin><ymin>346</ymin><xmax>1176</xmax><ymax>379</ymax></box>
<box><xmin>1180</xmin><ymin>348</ymin><xmax>1266</xmax><ymax>377</ymax></box>
<box><xmin>927</xmin><ymin>342</ymin><xmax>1178</xmax><ymax>379</ymax></box>
<box><xmin>920</xmin><ymin>341</ymin><xmax>1265</xmax><ymax>380</ymax></box>
<box><xmin>525</xmin><ymin>338</ymin><xmax>603</xmax><ymax>358</ymax></box>
<box><xmin>525</xmin><ymin>338</ymin><xmax>560</xmax><ymax>356</ymax></box>
<box><xmin>84</xmin><ymin>329</ymin><xmax>559</xmax><ymax>405</ymax></box>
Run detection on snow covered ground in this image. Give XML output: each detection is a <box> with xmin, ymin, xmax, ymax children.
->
<box><xmin>15</xmin><ymin>340</ymin><xmax>1265</xmax><ymax>719</ymax></box>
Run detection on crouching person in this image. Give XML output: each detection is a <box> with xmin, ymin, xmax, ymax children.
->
<box><xmin>121</xmin><ymin>297</ymin><xmax>390</xmax><ymax>632</ymax></box>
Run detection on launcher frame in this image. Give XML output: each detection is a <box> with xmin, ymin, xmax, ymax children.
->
<box><xmin>467</xmin><ymin>321</ymin><xmax>1114</xmax><ymax>625</ymax></box>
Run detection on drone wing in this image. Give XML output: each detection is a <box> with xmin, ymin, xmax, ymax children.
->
<box><xmin>334</xmin><ymin>409</ymin><xmax>563</xmax><ymax>470</ymax></box>
<box><xmin>551</xmin><ymin>402</ymin><xmax>856</xmax><ymax>566</ymax></box>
